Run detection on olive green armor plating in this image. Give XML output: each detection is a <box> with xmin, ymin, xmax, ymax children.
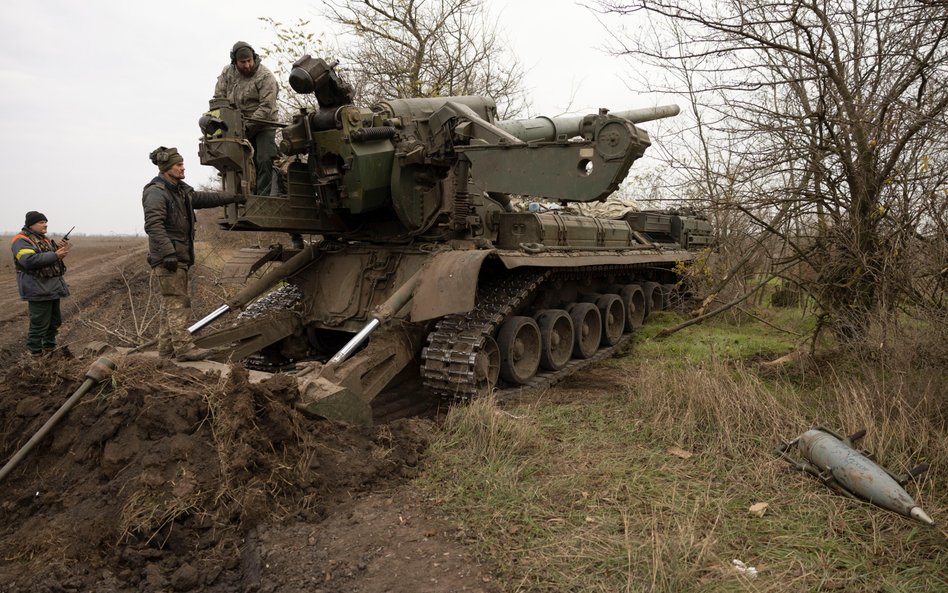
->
<box><xmin>194</xmin><ymin>55</ymin><xmax>711</xmax><ymax>424</ymax></box>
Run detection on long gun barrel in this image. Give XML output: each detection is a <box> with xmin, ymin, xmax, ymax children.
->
<box><xmin>496</xmin><ymin>104</ymin><xmax>680</xmax><ymax>143</ymax></box>
<box><xmin>209</xmin><ymin>54</ymin><xmax>684</xmax><ymax>235</ymax></box>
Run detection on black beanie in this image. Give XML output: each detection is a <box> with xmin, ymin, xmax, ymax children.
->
<box><xmin>25</xmin><ymin>211</ymin><xmax>47</xmax><ymax>227</ymax></box>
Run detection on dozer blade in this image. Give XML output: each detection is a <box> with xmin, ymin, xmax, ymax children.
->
<box><xmin>219</xmin><ymin>247</ymin><xmax>285</xmax><ymax>283</ymax></box>
<box><xmin>193</xmin><ymin>309</ymin><xmax>302</xmax><ymax>362</ymax></box>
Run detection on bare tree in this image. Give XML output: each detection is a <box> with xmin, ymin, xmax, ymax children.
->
<box><xmin>260</xmin><ymin>2</ymin><xmax>526</xmax><ymax>118</ymax></box>
<box><xmin>596</xmin><ymin>0</ymin><xmax>948</xmax><ymax>344</ymax></box>
<box><xmin>320</xmin><ymin>0</ymin><xmax>526</xmax><ymax>116</ymax></box>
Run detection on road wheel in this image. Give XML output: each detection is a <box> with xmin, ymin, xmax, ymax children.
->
<box><xmin>534</xmin><ymin>309</ymin><xmax>574</xmax><ymax>371</ymax></box>
<box><xmin>641</xmin><ymin>281</ymin><xmax>664</xmax><ymax>316</ymax></box>
<box><xmin>596</xmin><ymin>294</ymin><xmax>625</xmax><ymax>346</ymax></box>
<box><xmin>497</xmin><ymin>316</ymin><xmax>541</xmax><ymax>385</ymax></box>
<box><xmin>613</xmin><ymin>284</ymin><xmax>645</xmax><ymax>331</ymax></box>
<box><xmin>567</xmin><ymin>302</ymin><xmax>601</xmax><ymax>359</ymax></box>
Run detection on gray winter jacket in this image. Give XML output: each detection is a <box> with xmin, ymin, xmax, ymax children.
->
<box><xmin>142</xmin><ymin>176</ymin><xmax>239</xmax><ymax>267</ymax></box>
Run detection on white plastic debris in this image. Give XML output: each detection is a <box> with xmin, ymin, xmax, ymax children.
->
<box><xmin>748</xmin><ymin>502</ymin><xmax>769</xmax><ymax>517</ymax></box>
<box><xmin>731</xmin><ymin>559</ymin><xmax>758</xmax><ymax>578</ymax></box>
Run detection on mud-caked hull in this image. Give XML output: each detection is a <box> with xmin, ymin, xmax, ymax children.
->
<box><xmin>198</xmin><ymin>227</ymin><xmax>697</xmax><ymax>423</ymax></box>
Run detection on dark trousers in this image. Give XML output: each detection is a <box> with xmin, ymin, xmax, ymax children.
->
<box><xmin>27</xmin><ymin>299</ymin><xmax>62</xmax><ymax>353</ymax></box>
<box><xmin>251</xmin><ymin>127</ymin><xmax>301</xmax><ymax>247</ymax></box>
<box><xmin>251</xmin><ymin>127</ymin><xmax>279</xmax><ymax>196</ymax></box>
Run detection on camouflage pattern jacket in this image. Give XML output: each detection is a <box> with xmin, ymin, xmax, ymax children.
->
<box><xmin>10</xmin><ymin>227</ymin><xmax>69</xmax><ymax>301</ymax></box>
<box><xmin>142</xmin><ymin>177</ymin><xmax>238</xmax><ymax>268</ymax></box>
<box><xmin>213</xmin><ymin>62</ymin><xmax>279</xmax><ymax>132</ymax></box>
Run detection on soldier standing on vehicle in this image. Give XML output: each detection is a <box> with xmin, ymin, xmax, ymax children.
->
<box><xmin>10</xmin><ymin>211</ymin><xmax>70</xmax><ymax>356</ymax></box>
<box><xmin>213</xmin><ymin>41</ymin><xmax>304</xmax><ymax>249</ymax></box>
<box><xmin>213</xmin><ymin>41</ymin><xmax>280</xmax><ymax>198</ymax></box>
<box><xmin>143</xmin><ymin>146</ymin><xmax>244</xmax><ymax>362</ymax></box>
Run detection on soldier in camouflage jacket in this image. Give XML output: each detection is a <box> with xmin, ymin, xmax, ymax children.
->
<box><xmin>213</xmin><ymin>41</ymin><xmax>280</xmax><ymax>196</ymax></box>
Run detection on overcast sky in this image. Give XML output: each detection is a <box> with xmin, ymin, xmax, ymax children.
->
<box><xmin>0</xmin><ymin>0</ymin><xmax>657</xmax><ymax>236</ymax></box>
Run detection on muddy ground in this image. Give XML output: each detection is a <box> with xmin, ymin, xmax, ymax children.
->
<box><xmin>0</xmin><ymin>236</ymin><xmax>499</xmax><ymax>593</ymax></box>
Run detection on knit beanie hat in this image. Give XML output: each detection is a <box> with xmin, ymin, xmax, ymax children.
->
<box><xmin>149</xmin><ymin>146</ymin><xmax>184</xmax><ymax>172</ymax></box>
<box><xmin>25</xmin><ymin>211</ymin><xmax>47</xmax><ymax>227</ymax></box>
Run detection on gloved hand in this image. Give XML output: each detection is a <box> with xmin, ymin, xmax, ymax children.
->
<box><xmin>162</xmin><ymin>256</ymin><xmax>178</xmax><ymax>273</ymax></box>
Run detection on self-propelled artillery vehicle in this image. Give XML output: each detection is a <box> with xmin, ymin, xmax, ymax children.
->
<box><xmin>191</xmin><ymin>55</ymin><xmax>710</xmax><ymax>424</ymax></box>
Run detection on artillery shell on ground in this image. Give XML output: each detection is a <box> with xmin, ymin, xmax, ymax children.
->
<box><xmin>776</xmin><ymin>427</ymin><xmax>934</xmax><ymax>525</ymax></box>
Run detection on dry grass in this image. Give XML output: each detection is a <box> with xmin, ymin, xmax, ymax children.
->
<box><xmin>418</xmin><ymin>311</ymin><xmax>948</xmax><ymax>592</ymax></box>
<box><xmin>118</xmin><ymin>465</ymin><xmax>207</xmax><ymax>544</ymax></box>
<box><xmin>436</xmin><ymin>395</ymin><xmax>541</xmax><ymax>465</ymax></box>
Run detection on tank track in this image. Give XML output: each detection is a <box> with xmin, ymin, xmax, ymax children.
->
<box><xmin>422</xmin><ymin>267</ymin><xmax>635</xmax><ymax>403</ymax></box>
<box><xmin>422</xmin><ymin>269</ymin><xmax>549</xmax><ymax>401</ymax></box>
<box><xmin>235</xmin><ymin>269</ymin><xmax>647</xmax><ymax>405</ymax></box>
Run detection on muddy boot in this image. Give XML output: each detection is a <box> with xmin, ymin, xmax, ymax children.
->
<box><xmin>175</xmin><ymin>347</ymin><xmax>214</xmax><ymax>362</ymax></box>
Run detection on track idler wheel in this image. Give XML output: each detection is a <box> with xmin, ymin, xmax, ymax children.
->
<box><xmin>534</xmin><ymin>309</ymin><xmax>574</xmax><ymax>371</ymax></box>
<box><xmin>497</xmin><ymin>316</ymin><xmax>541</xmax><ymax>385</ymax></box>
<box><xmin>567</xmin><ymin>302</ymin><xmax>601</xmax><ymax>359</ymax></box>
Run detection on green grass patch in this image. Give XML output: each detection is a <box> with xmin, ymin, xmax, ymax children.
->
<box><xmin>632</xmin><ymin>310</ymin><xmax>805</xmax><ymax>366</ymax></box>
<box><xmin>417</xmin><ymin>312</ymin><xmax>948</xmax><ymax>592</ymax></box>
